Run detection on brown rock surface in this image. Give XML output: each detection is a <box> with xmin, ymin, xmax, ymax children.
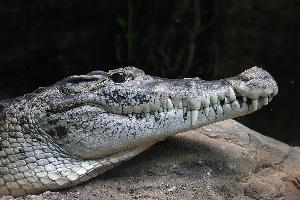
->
<box><xmin>1</xmin><ymin>120</ymin><xmax>300</xmax><ymax>200</ymax></box>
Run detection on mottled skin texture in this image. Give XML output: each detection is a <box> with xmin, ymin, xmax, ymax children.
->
<box><xmin>0</xmin><ymin>66</ymin><xmax>278</xmax><ymax>197</ymax></box>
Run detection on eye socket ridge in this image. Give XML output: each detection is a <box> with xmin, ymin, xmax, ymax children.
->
<box><xmin>109</xmin><ymin>72</ymin><xmax>132</xmax><ymax>83</ymax></box>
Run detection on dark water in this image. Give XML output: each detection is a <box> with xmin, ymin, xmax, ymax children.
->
<box><xmin>0</xmin><ymin>1</ymin><xmax>299</xmax><ymax>145</ymax></box>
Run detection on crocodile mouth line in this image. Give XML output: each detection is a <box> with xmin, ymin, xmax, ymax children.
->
<box><xmin>49</xmin><ymin>87</ymin><xmax>274</xmax><ymax>127</ymax></box>
<box><xmin>107</xmin><ymin>86</ymin><xmax>275</xmax><ymax>125</ymax></box>
<box><xmin>113</xmin><ymin>94</ymin><xmax>274</xmax><ymax>126</ymax></box>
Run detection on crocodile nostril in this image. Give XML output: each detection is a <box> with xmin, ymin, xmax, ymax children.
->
<box><xmin>239</xmin><ymin>74</ymin><xmax>252</xmax><ymax>82</ymax></box>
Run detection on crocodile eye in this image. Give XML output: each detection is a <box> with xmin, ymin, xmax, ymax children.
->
<box><xmin>109</xmin><ymin>72</ymin><xmax>128</xmax><ymax>83</ymax></box>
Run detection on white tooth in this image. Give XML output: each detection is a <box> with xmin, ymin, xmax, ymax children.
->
<box><xmin>191</xmin><ymin>110</ymin><xmax>198</xmax><ymax>126</ymax></box>
<box><xmin>202</xmin><ymin>97</ymin><xmax>210</xmax><ymax>107</ymax></box>
<box><xmin>183</xmin><ymin>107</ymin><xmax>187</xmax><ymax>115</ymax></box>
<box><xmin>261</xmin><ymin>88</ymin><xmax>273</xmax><ymax>97</ymax></box>
<box><xmin>189</xmin><ymin>99</ymin><xmax>201</xmax><ymax>110</ymax></box>
<box><xmin>178</xmin><ymin>101</ymin><xmax>183</xmax><ymax>109</ymax></box>
<box><xmin>160</xmin><ymin>99</ymin><xmax>167</xmax><ymax>109</ymax></box>
<box><xmin>167</xmin><ymin>99</ymin><xmax>174</xmax><ymax>110</ymax></box>
<box><xmin>154</xmin><ymin>111</ymin><xmax>159</xmax><ymax>117</ymax></box>
<box><xmin>204</xmin><ymin>107</ymin><xmax>209</xmax><ymax>117</ymax></box>
<box><xmin>229</xmin><ymin>87</ymin><xmax>236</xmax><ymax>101</ymax></box>
<box><xmin>268</xmin><ymin>95</ymin><xmax>273</xmax><ymax>102</ymax></box>
<box><xmin>248</xmin><ymin>92</ymin><xmax>259</xmax><ymax>100</ymax></box>
<box><xmin>243</xmin><ymin>96</ymin><xmax>247</xmax><ymax>102</ymax></box>
<box><xmin>145</xmin><ymin>112</ymin><xmax>150</xmax><ymax>120</ymax></box>
<box><xmin>155</xmin><ymin>99</ymin><xmax>161</xmax><ymax>109</ymax></box>
<box><xmin>225</xmin><ymin>88</ymin><xmax>230</xmax><ymax>96</ymax></box>
<box><xmin>213</xmin><ymin>104</ymin><xmax>217</xmax><ymax>110</ymax></box>
<box><xmin>226</xmin><ymin>87</ymin><xmax>236</xmax><ymax>101</ymax></box>
<box><xmin>262</xmin><ymin>97</ymin><xmax>268</xmax><ymax>105</ymax></box>
<box><xmin>231</xmin><ymin>100</ymin><xmax>240</xmax><ymax>109</ymax></box>
<box><xmin>224</xmin><ymin>97</ymin><xmax>229</xmax><ymax>104</ymax></box>
<box><xmin>128</xmin><ymin>113</ymin><xmax>133</xmax><ymax>118</ymax></box>
<box><xmin>223</xmin><ymin>103</ymin><xmax>231</xmax><ymax>112</ymax></box>
<box><xmin>216</xmin><ymin>105</ymin><xmax>223</xmax><ymax>116</ymax></box>
<box><xmin>210</xmin><ymin>95</ymin><xmax>218</xmax><ymax>104</ymax></box>
<box><xmin>172</xmin><ymin>99</ymin><xmax>181</xmax><ymax>108</ymax></box>
<box><xmin>159</xmin><ymin>107</ymin><xmax>163</xmax><ymax>112</ymax></box>
<box><xmin>252</xmin><ymin>99</ymin><xmax>258</xmax><ymax>111</ymax></box>
<box><xmin>209</xmin><ymin>107</ymin><xmax>215</xmax><ymax>117</ymax></box>
<box><xmin>187</xmin><ymin>110</ymin><xmax>191</xmax><ymax>121</ymax></box>
<box><xmin>241</xmin><ymin>102</ymin><xmax>248</xmax><ymax>110</ymax></box>
<box><xmin>218</xmin><ymin>93</ymin><xmax>225</xmax><ymax>100</ymax></box>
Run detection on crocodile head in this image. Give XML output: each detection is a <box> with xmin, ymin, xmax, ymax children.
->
<box><xmin>26</xmin><ymin>66</ymin><xmax>277</xmax><ymax>159</ymax></box>
<box><xmin>0</xmin><ymin>66</ymin><xmax>278</xmax><ymax>196</ymax></box>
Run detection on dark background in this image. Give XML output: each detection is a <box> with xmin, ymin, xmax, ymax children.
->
<box><xmin>0</xmin><ymin>1</ymin><xmax>299</xmax><ymax>145</ymax></box>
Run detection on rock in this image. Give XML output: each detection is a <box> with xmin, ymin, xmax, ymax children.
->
<box><xmin>2</xmin><ymin>120</ymin><xmax>300</xmax><ymax>200</ymax></box>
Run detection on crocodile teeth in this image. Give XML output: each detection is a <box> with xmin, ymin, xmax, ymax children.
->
<box><xmin>204</xmin><ymin>107</ymin><xmax>209</xmax><ymax>117</ymax></box>
<box><xmin>223</xmin><ymin>103</ymin><xmax>231</xmax><ymax>112</ymax></box>
<box><xmin>241</xmin><ymin>102</ymin><xmax>248</xmax><ymax>109</ymax></box>
<box><xmin>191</xmin><ymin>110</ymin><xmax>198</xmax><ymax>126</ymax></box>
<box><xmin>202</xmin><ymin>97</ymin><xmax>210</xmax><ymax>107</ymax></box>
<box><xmin>172</xmin><ymin>99</ymin><xmax>183</xmax><ymax>109</ymax></box>
<box><xmin>159</xmin><ymin>107</ymin><xmax>163</xmax><ymax>112</ymax></box>
<box><xmin>218</xmin><ymin>93</ymin><xmax>225</xmax><ymax>100</ymax></box>
<box><xmin>189</xmin><ymin>99</ymin><xmax>201</xmax><ymax>110</ymax></box>
<box><xmin>167</xmin><ymin>99</ymin><xmax>174</xmax><ymax>110</ymax></box>
<box><xmin>268</xmin><ymin>95</ymin><xmax>273</xmax><ymax>102</ymax></box>
<box><xmin>160</xmin><ymin>99</ymin><xmax>167</xmax><ymax>109</ymax></box>
<box><xmin>183</xmin><ymin>107</ymin><xmax>187</xmax><ymax>115</ymax></box>
<box><xmin>224</xmin><ymin>97</ymin><xmax>229</xmax><ymax>104</ymax></box>
<box><xmin>229</xmin><ymin>88</ymin><xmax>236</xmax><ymax>101</ymax></box>
<box><xmin>262</xmin><ymin>97</ymin><xmax>268</xmax><ymax>105</ymax></box>
<box><xmin>150</xmin><ymin>100</ymin><xmax>160</xmax><ymax>111</ymax></box>
<box><xmin>178</xmin><ymin>101</ymin><xmax>183</xmax><ymax>109</ymax></box>
<box><xmin>213</xmin><ymin>104</ymin><xmax>217</xmax><ymax>110</ymax></box>
<box><xmin>154</xmin><ymin>111</ymin><xmax>159</xmax><ymax>117</ymax></box>
<box><xmin>216</xmin><ymin>105</ymin><xmax>223</xmax><ymax>115</ymax></box>
<box><xmin>226</xmin><ymin>87</ymin><xmax>236</xmax><ymax>101</ymax></box>
<box><xmin>128</xmin><ymin>113</ymin><xmax>133</xmax><ymax>118</ymax></box>
<box><xmin>210</xmin><ymin>95</ymin><xmax>218</xmax><ymax>104</ymax></box>
<box><xmin>252</xmin><ymin>99</ymin><xmax>258</xmax><ymax>111</ymax></box>
<box><xmin>232</xmin><ymin>100</ymin><xmax>240</xmax><ymax>109</ymax></box>
<box><xmin>243</xmin><ymin>96</ymin><xmax>247</xmax><ymax>102</ymax></box>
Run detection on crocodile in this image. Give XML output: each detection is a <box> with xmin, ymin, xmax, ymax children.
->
<box><xmin>0</xmin><ymin>66</ymin><xmax>278</xmax><ymax>197</ymax></box>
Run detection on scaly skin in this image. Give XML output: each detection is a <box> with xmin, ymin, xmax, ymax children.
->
<box><xmin>0</xmin><ymin>66</ymin><xmax>278</xmax><ymax>197</ymax></box>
